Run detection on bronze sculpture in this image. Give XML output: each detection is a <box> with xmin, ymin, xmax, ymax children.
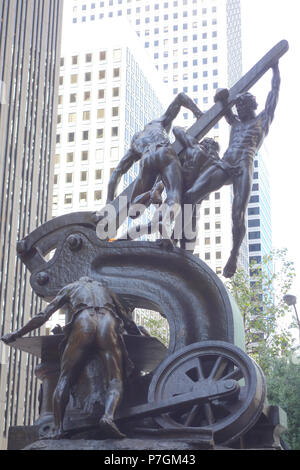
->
<box><xmin>106</xmin><ymin>92</ymin><xmax>202</xmax><ymax>238</ymax></box>
<box><xmin>2</xmin><ymin>277</ymin><xmax>140</xmax><ymax>439</ymax></box>
<box><xmin>118</xmin><ymin>132</ymin><xmax>220</xmax><ymax>248</ymax></box>
<box><xmin>183</xmin><ymin>62</ymin><xmax>280</xmax><ymax>277</ymax></box>
<box><xmin>1</xmin><ymin>40</ymin><xmax>290</xmax><ymax>450</ymax></box>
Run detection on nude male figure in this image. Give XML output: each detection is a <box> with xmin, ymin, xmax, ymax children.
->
<box><xmin>119</xmin><ymin>132</ymin><xmax>220</xmax><ymax>247</ymax></box>
<box><xmin>106</xmin><ymin>92</ymin><xmax>202</xmax><ymax>238</ymax></box>
<box><xmin>1</xmin><ymin>277</ymin><xmax>140</xmax><ymax>439</ymax></box>
<box><xmin>183</xmin><ymin>62</ymin><xmax>281</xmax><ymax>277</ymax></box>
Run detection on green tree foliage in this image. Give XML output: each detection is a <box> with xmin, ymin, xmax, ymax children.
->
<box><xmin>226</xmin><ymin>249</ymin><xmax>296</xmax><ymax>374</ymax></box>
<box><xmin>227</xmin><ymin>249</ymin><xmax>300</xmax><ymax>449</ymax></box>
<box><xmin>266</xmin><ymin>356</ymin><xmax>300</xmax><ymax>450</ymax></box>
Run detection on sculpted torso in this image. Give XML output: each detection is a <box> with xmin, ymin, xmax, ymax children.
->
<box><xmin>224</xmin><ymin>113</ymin><xmax>266</xmax><ymax>164</ymax></box>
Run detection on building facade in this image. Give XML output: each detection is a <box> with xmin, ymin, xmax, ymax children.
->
<box><xmin>248</xmin><ymin>148</ymin><xmax>273</xmax><ymax>272</ymax></box>
<box><xmin>0</xmin><ymin>0</ymin><xmax>63</xmax><ymax>449</ymax></box>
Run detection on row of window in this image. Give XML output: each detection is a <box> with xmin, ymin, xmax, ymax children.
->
<box><xmin>57</xmin><ymin>107</ymin><xmax>119</xmax><ymax>124</ymax></box>
<box><xmin>146</xmin><ymin>40</ymin><xmax>218</xmax><ymax>51</ymax></box>
<box><xmin>59</xmin><ymin>68</ymin><xmax>120</xmax><ymax>85</ymax></box>
<box><xmin>54</xmin><ymin>169</ymin><xmax>104</xmax><ymax>185</ymax></box>
<box><xmin>58</xmin><ymin>87</ymin><xmax>120</xmax><ymax>105</ymax></box>
<box><xmin>60</xmin><ymin>50</ymin><xmax>120</xmax><ymax>67</ymax></box>
<box><xmin>55</xmin><ymin>148</ymin><xmax>117</xmax><ymax>165</ymax></box>
<box><xmin>56</xmin><ymin>126</ymin><xmax>119</xmax><ymax>144</ymax></box>
<box><xmin>77</xmin><ymin>2</ymin><xmax>217</xmax><ymax>13</ymax></box>
<box><xmin>204</xmin><ymin>251</ymin><xmax>222</xmax><ymax>261</ymax></box>
<box><xmin>143</xmin><ymin>29</ymin><xmax>217</xmax><ymax>38</ymax></box>
<box><xmin>53</xmin><ymin>190</ymin><xmax>103</xmax><ymax>206</ymax></box>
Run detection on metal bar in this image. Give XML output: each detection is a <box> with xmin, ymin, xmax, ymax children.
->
<box><xmin>116</xmin><ymin>381</ymin><xmax>238</xmax><ymax>423</ymax></box>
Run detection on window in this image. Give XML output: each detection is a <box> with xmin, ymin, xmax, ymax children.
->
<box><xmin>248</xmin><ymin>219</ymin><xmax>260</xmax><ymax>228</ymax></box>
<box><xmin>67</xmin><ymin>152</ymin><xmax>74</xmax><ymax>163</ymax></box>
<box><xmin>68</xmin><ymin>113</ymin><xmax>76</xmax><ymax>123</ymax></box>
<box><xmin>81</xmin><ymin>151</ymin><xmax>89</xmax><ymax>161</ymax></box>
<box><xmin>113</xmin><ymin>67</ymin><xmax>120</xmax><ymax>78</ymax></box>
<box><xmin>215</xmin><ymin>192</ymin><xmax>220</xmax><ymax>200</ymax></box>
<box><xmin>84</xmin><ymin>91</ymin><xmax>91</xmax><ymax>101</ymax></box>
<box><xmin>250</xmin><ymin>256</ymin><xmax>261</xmax><ymax>264</ymax></box>
<box><xmin>65</xmin><ymin>173</ymin><xmax>73</xmax><ymax>184</ymax></box>
<box><xmin>100</xmin><ymin>51</ymin><xmax>107</xmax><ymax>61</ymax></box>
<box><xmin>68</xmin><ymin>132</ymin><xmax>75</xmax><ymax>143</ymax></box>
<box><xmin>80</xmin><ymin>171</ymin><xmax>88</xmax><ymax>182</ymax></box>
<box><xmin>205</xmin><ymin>253</ymin><xmax>210</xmax><ymax>260</ymax></box>
<box><xmin>111</xmin><ymin>127</ymin><xmax>119</xmax><ymax>137</ymax></box>
<box><xmin>250</xmin><ymin>195</ymin><xmax>259</xmax><ymax>203</ymax></box>
<box><xmin>97</xmin><ymin>108</ymin><xmax>105</xmax><ymax>119</ymax></box>
<box><xmin>95</xmin><ymin>169</ymin><xmax>102</xmax><ymax>180</ymax></box>
<box><xmin>98</xmin><ymin>89</ymin><xmax>105</xmax><ymax>100</ymax></box>
<box><xmin>58</xmin><ymin>95</ymin><xmax>63</xmax><ymax>105</ymax></box>
<box><xmin>215</xmin><ymin>221</ymin><xmax>221</xmax><ymax>230</ymax></box>
<box><xmin>205</xmin><ymin>237</ymin><xmax>210</xmax><ymax>245</ymax></box>
<box><xmin>112</xmin><ymin>106</ymin><xmax>119</xmax><ymax>117</ymax></box>
<box><xmin>59</xmin><ymin>76</ymin><xmax>64</xmax><ymax>86</ymax></box>
<box><xmin>70</xmin><ymin>74</ymin><xmax>78</xmax><ymax>84</ymax></box>
<box><xmin>70</xmin><ymin>93</ymin><xmax>77</xmax><ymax>103</ymax></box>
<box><xmin>55</xmin><ymin>154</ymin><xmax>60</xmax><ymax>165</ymax></box>
<box><xmin>249</xmin><ymin>231</ymin><xmax>261</xmax><ymax>240</ymax></box>
<box><xmin>204</xmin><ymin>223</ymin><xmax>210</xmax><ymax>230</ymax></box>
<box><xmin>215</xmin><ymin>207</ymin><xmax>221</xmax><ymax>214</ymax></box>
<box><xmin>216</xmin><ymin>252</ymin><xmax>222</xmax><ymax>260</ymax></box>
<box><xmin>112</xmin><ymin>87</ymin><xmax>120</xmax><ymax>97</ymax></box>
<box><xmin>252</xmin><ymin>183</ymin><xmax>259</xmax><ymax>191</ymax></box>
<box><xmin>83</xmin><ymin>111</ymin><xmax>90</xmax><ymax>121</ymax></box>
<box><xmin>85</xmin><ymin>72</ymin><xmax>92</xmax><ymax>81</ymax></box>
<box><xmin>94</xmin><ymin>190</ymin><xmax>102</xmax><ymax>202</ymax></box>
<box><xmin>80</xmin><ymin>192</ymin><xmax>87</xmax><ymax>203</ymax></box>
<box><xmin>215</xmin><ymin>236</ymin><xmax>221</xmax><ymax>244</ymax></box>
<box><xmin>57</xmin><ymin>115</ymin><xmax>62</xmax><ymax>124</ymax></box>
<box><xmin>60</xmin><ymin>58</ymin><xmax>65</xmax><ymax>67</ymax></box>
<box><xmin>204</xmin><ymin>208</ymin><xmax>210</xmax><ymax>215</ymax></box>
<box><xmin>82</xmin><ymin>130</ymin><xmax>89</xmax><ymax>140</ymax></box>
<box><xmin>85</xmin><ymin>53</ymin><xmax>92</xmax><ymax>63</ymax></box>
<box><xmin>97</xmin><ymin>128</ymin><xmax>104</xmax><ymax>139</ymax></box>
<box><xmin>64</xmin><ymin>194</ymin><xmax>72</xmax><ymax>205</ymax></box>
<box><xmin>54</xmin><ymin>174</ymin><xmax>58</xmax><ymax>185</ymax></box>
<box><xmin>249</xmin><ymin>244</ymin><xmax>261</xmax><ymax>252</ymax></box>
<box><xmin>99</xmin><ymin>70</ymin><xmax>106</xmax><ymax>80</ymax></box>
<box><xmin>72</xmin><ymin>55</ymin><xmax>78</xmax><ymax>65</ymax></box>
<box><xmin>248</xmin><ymin>207</ymin><xmax>260</xmax><ymax>215</ymax></box>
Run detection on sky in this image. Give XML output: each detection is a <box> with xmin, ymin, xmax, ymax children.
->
<box><xmin>240</xmin><ymin>0</ymin><xmax>300</xmax><ymax>297</ymax></box>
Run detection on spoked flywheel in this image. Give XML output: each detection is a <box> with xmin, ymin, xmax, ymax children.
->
<box><xmin>148</xmin><ymin>341</ymin><xmax>266</xmax><ymax>446</ymax></box>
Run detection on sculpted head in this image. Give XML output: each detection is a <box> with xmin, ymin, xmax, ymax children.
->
<box><xmin>235</xmin><ymin>92</ymin><xmax>258</xmax><ymax>120</ymax></box>
<box><xmin>201</xmin><ymin>138</ymin><xmax>220</xmax><ymax>159</ymax></box>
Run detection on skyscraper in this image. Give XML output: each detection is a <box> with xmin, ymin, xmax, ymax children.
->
<box><xmin>68</xmin><ymin>0</ymin><xmax>245</xmax><ymax>276</ymax></box>
<box><xmin>0</xmin><ymin>0</ymin><xmax>63</xmax><ymax>449</ymax></box>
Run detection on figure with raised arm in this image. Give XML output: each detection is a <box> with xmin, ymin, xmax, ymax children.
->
<box><xmin>1</xmin><ymin>277</ymin><xmax>140</xmax><ymax>439</ymax></box>
<box><xmin>182</xmin><ymin>62</ymin><xmax>281</xmax><ymax>277</ymax></box>
<box><xmin>106</xmin><ymin>92</ymin><xmax>202</xmax><ymax>238</ymax></box>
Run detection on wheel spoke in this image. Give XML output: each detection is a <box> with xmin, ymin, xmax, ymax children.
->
<box><xmin>198</xmin><ymin>357</ymin><xmax>205</xmax><ymax>379</ymax></box>
<box><xmin>204</xmin><ymin>402</ymin><xmax>215</xmax><ymax>425</ymax></box>
<box><xmin>221</xmin><ymin>366</ymin><xmax>244</xmax><ymax>382</ymax></box>
<box><xmin>208</xmin><ymin>356</ymin><xmax>228</xmax><ymax>381</ymax></box>
<box><xmin>184</xmin><ymin>404</ymin><xmax>201</xmax><ymax>426</ymax></box>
